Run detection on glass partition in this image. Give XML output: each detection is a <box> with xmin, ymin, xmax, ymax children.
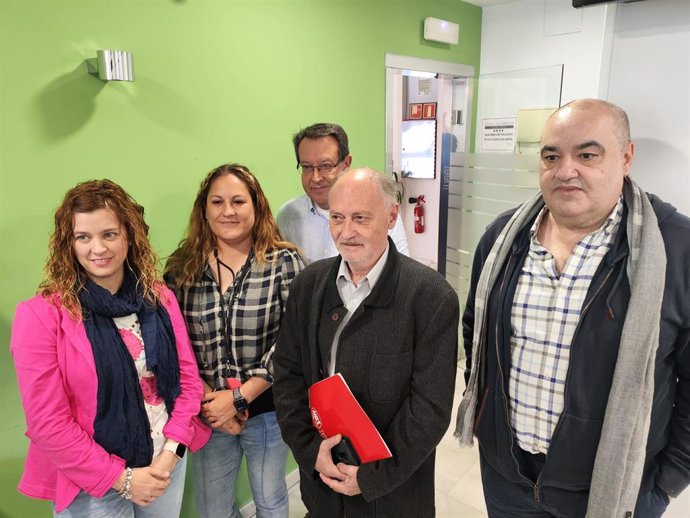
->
<box><xmin>445</xmin><ymin>64</ymin><xmax>563</xmax><ymax>307</ymax></box>
<box><xmin>474</xmin><ymin>64</ymin><xmax>563</xmax><ymax>154</ymax></box>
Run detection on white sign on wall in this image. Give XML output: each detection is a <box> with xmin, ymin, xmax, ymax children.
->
<box><xmin>480</xmin><ymin>117</ymin><xmax>517</xmax><ymax>152</ymax></box>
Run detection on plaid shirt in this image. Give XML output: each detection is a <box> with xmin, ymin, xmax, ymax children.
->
<box><xmin>170</xmin><ymin>248</ymin><xmax>303</xmax><ymax>390</ymax></box>
<box><xmin>509</xmin><ymin>198</ymin><xmax>623</xmax><ymax>454</ymax></box>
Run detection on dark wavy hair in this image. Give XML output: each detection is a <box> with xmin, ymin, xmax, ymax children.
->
<box><xmin>40</xmin><ymin>179</ymin><xmax>160</xmax><ymax>319</ymax></box>
<box><xmin>165</xmin><ymin>163</ymin><xmax>297</xmax><ymax>289</ymax></box>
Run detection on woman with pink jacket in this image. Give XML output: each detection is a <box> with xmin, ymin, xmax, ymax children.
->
<box><xmin>10</xmin><ymin>179</ymin><xmax>210</xmax><ymax>517</ymax></box>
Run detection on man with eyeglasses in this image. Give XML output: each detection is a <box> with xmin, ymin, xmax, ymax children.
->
<box><xmin>277</xmin><ymin>122</ymin><xmax>409</xmax><ymax>264</ymax></box>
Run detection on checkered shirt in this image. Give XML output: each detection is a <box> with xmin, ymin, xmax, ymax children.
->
<box><xmin>509</xmin><ymin>198</ymin><xmax>623</xmax><ymax>454</ymax></box>
<box><xmin>170</xmin><ymin>248</ymin><xmax>303</xmax><ymax>390</ymax></box>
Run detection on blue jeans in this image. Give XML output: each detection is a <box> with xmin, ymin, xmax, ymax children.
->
<box><xmin>634</xmin><ymin>485</ymin><xmax>670</xmax><ymax>518</ymax></box>
<box><xmin>480</xmin><ymin>455</ymin><xmax>569</xmax><ymax>518</ymax></box>
<box><xmin>55</xmin><ymin>455</ymin><xmax>187</xmax><ymax>518</ymax></box>
<box><xmin>193</xmin><ymin>411</ymin><xmax>289</xmax><ymax>518</ymax></box>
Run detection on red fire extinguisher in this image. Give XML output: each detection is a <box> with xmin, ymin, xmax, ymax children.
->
<box><xmin>413</xmin><ymin>195</ymin><xmax>425</xmax><ymax>234</ymax></box>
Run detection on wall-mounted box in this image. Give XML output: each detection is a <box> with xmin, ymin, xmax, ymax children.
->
<box><xmin>424</xmin><ymin>17</ymin><xmax>459</xmax><ymax>45</ymax></box>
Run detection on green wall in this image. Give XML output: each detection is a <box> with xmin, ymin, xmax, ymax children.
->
<box><xmin>0</xmin><ymin>1</ymin><xmax>481</xmax><ymax>516</ymax></box>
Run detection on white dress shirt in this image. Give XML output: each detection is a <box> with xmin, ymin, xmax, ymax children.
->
<box><xmin>327</xmin><ymin>245</ymin><xmax>390</xmax><ymax>376</ymax></box>
<box><xmin>277</xmin><ymin>194</ymin><xmax>409</xmax><ymax>264</ymax></box>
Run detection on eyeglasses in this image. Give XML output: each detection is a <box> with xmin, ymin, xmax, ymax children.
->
<box><xmin>297</xmin><ymin>160</ymin><xmax>342</xmax><ymax>176</ymax></box>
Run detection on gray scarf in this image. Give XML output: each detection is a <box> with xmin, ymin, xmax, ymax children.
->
<box><xmin>454</xmin><ymin>178</ymin><xmax>667</xmax><ymax>518</ymax></box>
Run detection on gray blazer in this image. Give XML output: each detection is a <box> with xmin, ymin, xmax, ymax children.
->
<box><xmin>274</xmin><ymin>240</ymin><xmax>459</xmax><ymax>518</ymax></box>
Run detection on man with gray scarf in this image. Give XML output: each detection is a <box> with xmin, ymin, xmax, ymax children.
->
<box><xmin>455</xmin><ymin>99</ymin><xmax>690</xmax><ymax>518</ymax></box>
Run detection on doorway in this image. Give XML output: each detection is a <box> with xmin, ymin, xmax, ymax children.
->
<box><xmin>385</xmin><ymin>54</ymin><xmax>474</xmax><ymax>273</ymax></box>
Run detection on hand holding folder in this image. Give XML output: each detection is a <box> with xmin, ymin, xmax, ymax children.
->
<box><xmin>308</xmin><ymin>373</ymin><xmax>392</xmax><ymax>464</ymax></box>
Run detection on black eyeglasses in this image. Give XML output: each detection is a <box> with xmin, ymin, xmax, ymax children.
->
<box><xmin>296</xmin><ymin>160</ymin><xmax>343</xmax><ymax>176</ymax></box>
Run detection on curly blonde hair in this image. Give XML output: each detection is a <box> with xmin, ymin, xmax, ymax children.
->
<box><xmin>40</xmin><ymin>179</ymin><xmax>160</xmax><ymax>319</ymax></box>
<box><xmin>165</xmin><ymin>163</ymin><xmax>298</xmax><ymax>289</ymax></box>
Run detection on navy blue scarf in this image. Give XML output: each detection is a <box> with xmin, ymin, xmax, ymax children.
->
<box><xmin>79</xmin><ymin>271</ymin><xmax>180</xmax><ymax>467</ymax></box>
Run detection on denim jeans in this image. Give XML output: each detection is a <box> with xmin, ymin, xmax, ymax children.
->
<box><xmin>54</xmin><ymin>455</ymin><xmax>187</xmax><ymax>518</ymax></box>
<box><xmin>634</xmin><ymin>485</ymin><xmax>670</xmax><ymax>518</ymax></box>
<box><xmin>193</xmin><ymin>411</ymin><xmax>289</xmax><ymax>518</ymax></box>
<box><xmin>480</xmin><ymin>455</ymin><xmax>569</xmax><ymax>518</ymax></box>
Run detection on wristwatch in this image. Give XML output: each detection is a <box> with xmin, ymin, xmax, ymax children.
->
<box><xmin>174</xmin><ymin>443</ymin><xmax>186</xmax><ymax>458</ymax></box>
<box><xmin>163</xmin><ymin>441</ymin><xmax>187</xmax><ymax>459</ymax></box>
<box><xmin>233</xmin><ymin>387</ymin><xmax>249</xmax><ymax>412</ymax></box>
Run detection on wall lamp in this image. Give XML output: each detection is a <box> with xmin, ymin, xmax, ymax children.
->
<box><xmin>423</xmin><ymin>17</ymin><xmax>460</xmax><ymax>45</ymax></box>
<box><xmin>87</xmin><ymin>50</ymin><xmax>134</xmax><ymax>82</ymax></box>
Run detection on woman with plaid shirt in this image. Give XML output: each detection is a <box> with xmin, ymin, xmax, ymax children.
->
<box><xmin>165</xmin><ymin>164</ymin><xmax>304</xmax><ymax>518</ymax></box>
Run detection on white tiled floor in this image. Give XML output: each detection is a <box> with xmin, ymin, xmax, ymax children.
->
<box><xmin>279</xmin><ymin>368</ymin><xmax>689</xmax><ymax>517</ymax></box>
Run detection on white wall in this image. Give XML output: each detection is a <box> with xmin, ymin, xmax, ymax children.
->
<box><xmin>605</xmin><ymin>0</ymin><xmax>690</xmax><ymax>214</ymax></box>
<box><xmin>479</xmin><ymin>0</ymin><xmax>690</xmax><ymax>215</ymax></box>
<box><xmin>480</xmin><ymin>0</ymin><xmax>614</xmax><ymax>102</ymax></box>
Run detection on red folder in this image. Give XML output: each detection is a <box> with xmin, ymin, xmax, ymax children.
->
<box><xmin>308</xmin><ymin>373</ymin><xmax>392</xmax><ymax>464</ymax></box>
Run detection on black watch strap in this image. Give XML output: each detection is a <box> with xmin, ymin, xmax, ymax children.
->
<box><xmin>233</xmin><ymin>387</ymin><xmax>249</xmax><ymax>412</ymax></box>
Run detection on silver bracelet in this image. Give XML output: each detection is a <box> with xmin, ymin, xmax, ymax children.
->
<box><xmin>116</xmin><ymin>467</ymin><xmax>132</xmax><ymax>500</ymax></box>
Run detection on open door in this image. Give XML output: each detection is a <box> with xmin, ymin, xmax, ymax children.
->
<box><xmin>385</xmin><ymin>54</ymin><xmax>474</xmax><ymax>273</ymax></box>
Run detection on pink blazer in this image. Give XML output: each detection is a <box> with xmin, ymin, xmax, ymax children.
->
<box><xmin>10</xmin><ymin>286</ymin><xmax>211</xmax><ymax>512</ymax></box>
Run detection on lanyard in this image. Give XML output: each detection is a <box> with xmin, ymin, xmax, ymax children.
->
<box><xmin>213</xmin><ymin>248</ymin><xmax>254</xmax><ymax>387</ymax></box>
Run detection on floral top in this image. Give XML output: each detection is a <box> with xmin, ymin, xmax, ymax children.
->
<box><xmin>113</xmin><ymin>313</ymin><xmax>168</xmax><ymax>456</ymax></box>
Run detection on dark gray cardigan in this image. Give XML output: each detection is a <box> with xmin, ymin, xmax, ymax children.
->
<box><xmin>273</xmin><ymin>240</ymin><xmax>459</xmax><ymax>518</ymax></box>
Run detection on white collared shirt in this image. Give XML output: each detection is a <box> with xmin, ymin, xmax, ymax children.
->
<box><xmin>276</xmin><ymin>194</ymin><xmax>409</xmax><ymax>264</ymax></box>
<box><xmin>327</xmin><ymin>245</ymin><xmax>390</xmax><ymax>376</ymax></box>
